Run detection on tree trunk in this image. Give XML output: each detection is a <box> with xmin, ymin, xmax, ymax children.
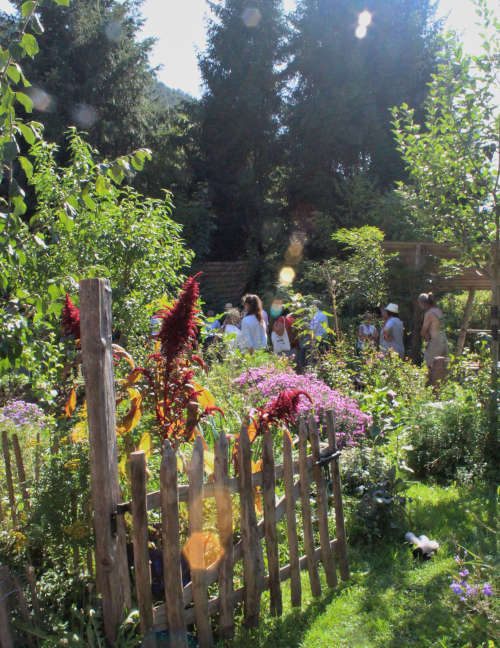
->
<box><xmin>457</xmin><ymin>288</ymin><xmax>475</xmax><ymax>355</ymax></box>
<box><xmin>488</xmin><ymin>266</ymin><xmax>500</xmax><ymax>482</ymax></box>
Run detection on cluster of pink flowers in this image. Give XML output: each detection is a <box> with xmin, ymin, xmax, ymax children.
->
<box><xmin>236</xmin><ymin>365</ymin><xmax>371</xmax><ymax>446</ymax></box>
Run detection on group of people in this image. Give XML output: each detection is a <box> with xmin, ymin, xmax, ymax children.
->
<box><xmin>200</xmin><ymin>290</ymin><xmax>447</xmax><ymax>371</ymax></box>
<box><xmin>357</xmin><ymin>293</ymin><xmax>448</xmax><ymax>369</ymax></box>
<box><xmin>203</xmin><ymin>294</ymin><xmax>332</xmax><ymax>359</ymax></box>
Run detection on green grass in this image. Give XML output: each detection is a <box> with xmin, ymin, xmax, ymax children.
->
<box><xmin>224</xmin><ymin>483</ymin><xmax>497</xmax><ymax>648</ymax></box>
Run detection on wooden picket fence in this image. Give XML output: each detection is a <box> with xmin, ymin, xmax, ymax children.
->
<box><xmin>119</xmin><ymin>411</ymin><xmax>349</xmax><ymax>648</ymax></box>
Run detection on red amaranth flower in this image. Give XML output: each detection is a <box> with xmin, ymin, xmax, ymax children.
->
<box><xmin>255</xmin><ymin>389</ymin><xmax>311</xmax><ymax>435</ymax></box>
<box><xmin>62</xmin><ymin>294</ymin><xmax>81</xmax><ymax>339</ymax></box>
<box><xmin>159</xmin><ymin>273</ymin><xmax>202</xmax><ymax>371</ymax></box>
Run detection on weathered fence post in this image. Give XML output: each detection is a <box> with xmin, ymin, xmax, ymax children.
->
<box><xmin>188</xmin><ymin>437</ymin><xmax>213</xmax><ymax>648</ymax></box>
<box><xmin>160</xmin><ymin>440</ymin><xmax>188</xmax><ymax>648</ymax></box>
<box><xmin>238</xmin><ymin>423</ymin><xmax>265</xmax><ymax>627</ymax></box>
<box><xmin>12</xmin><ymin>434</ymin><xmax>30</xmax><ymax>514</ymax></box>
<box><xmin>214</xmin><ymin>433</ymin><xmax>234</xmax><ymax>639</ymax></box>
<box><xmin>2</xmin><ymin>431</ymin><xmax>17</xmax><ymax>528</ymax></box>
<box><xmin>130</xmin><ymin>451</ymin><xmax>153</xmax><ymax>634</ymax></box>
<box><xmin>79</xmin><ymin>278</ymin><xmax>131</xmax><ymax>643</ymax></box>
<box><xmin>262</xmin><ymin>428</ymin><xmax>283</xmax><ymax>616</ymax></box>
<box><xmin>308</xmin><ymin>415</ymin><xmax>337</xmax><ymax>589</ymax></box>
<box><xmin>298</xmin><ymin>419</ymin><xmax>321</xmax><ymax>598</ymax></box>
<box><xmin>0</xmin><ymin>565</ymin><xmax>14</xmax><ymax>648</ymax></box>
<box><xmin>282</xmin><ymin>430</ymin><xmax>301</xmax><ymax>608</ymax></box>
<box><xmin>327</xmin><ymin>412</ymin><xmax>349</xmax><ymax>581</ymax></box>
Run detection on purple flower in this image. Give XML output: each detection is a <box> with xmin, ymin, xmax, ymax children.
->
<box><xmin>450</xmin><ymin>582</ymin><xmax>463</xmax><ymax>595</ymax></box>
<box><xmin>482</xmin><ymin>583</ymin><xmax>493</xmax><ymax>597</ymax></box>
<box><xmin>0</xmin><ymin>400</ymin><xmax>46</xmax><ymax>427</ymax></box>
<box><xmin>459</xmin><ymin>569</ymin><xmax>469</xmax><ymax>579</ymax></box>
<box><xmin>465</xmin><ymin>584</ymin><xmax>477</xmax><ymax>597</ymax></box>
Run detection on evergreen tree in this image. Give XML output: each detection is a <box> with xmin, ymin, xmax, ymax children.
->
<box><xmin>7</xmin><ymin>0</ymin><xmax>158</xmax><ymax>158</ymax></box>
<box><xmin>199</xmin><ymin>0</ymin><xmax>287</xmax><ymax>258</ymax></box>
<box><xmin>285</xmin><ymin>0</ymin><xmax>439</xmax><ymax>226</ymax></box>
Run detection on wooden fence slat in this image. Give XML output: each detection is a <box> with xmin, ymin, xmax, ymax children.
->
<box><xmin>262</xmin><ymin>429</ymin><xmax>282</xmax><ymax>616</ymax></box>
<box><xmin>298</xmin><ymin>419</ymin><xmax>321</xmax><ymax>598</ymax></box>
<box><xmin>188</xmin><ymin>437</ymin><xmax>213</xmax><ymax>648</ymax></box>
<box><xmin>283</xmin><ymin>430</ymin><xmax>301</xmax><ymax>608</ymax></box>
<box><xmin>214</xmin><ymin>434</ymin><xmax>234</xmax><ymax>640</ymax></box>
<box><xmin>0</xmin><ymin>566</ymin><xmax>14</xmax><ymax>648</ymax></box>
<box><xmin>118</xmin><ymin>458</ymin><xmax>310</xmax><ymax>512</ymax></box>
<box><xmin>160</xmin><ymin>440</ymin><xmax>188</xmax><ymax>648</ymax></box>
<box><xmin>327</xmin><ymin>412</ymin><xmax>349</xmax><ymax>581</ymax></box>
<box><xmin>79</xmin><ymin>278</ymin><xmax>131</xmax><ymax>642</ymax></box>
<box><xmin>238</xmin><ymin>423</ymin><xmax>265</xmax><ymax>627</ymax></box>
<box><xmin>130</xmin><ymin>451</ymin><xmax>154</xmax><ymax>634</ymax></box>
<box><xmin>12</xmin><ymin>434</ymin><xmax>30</xmax><ymax>514</ymax></box>
<box><xmin>308</xmin><ymin>415</ymin><xmax>337</xmax><ymax>588</ymax></box>
<box><xmin>174</xmin><ymin>538</ymin><xmax>339</xmax><ymax>627</ymax></box>
<box><xmin>2</xmin><ymin>431</ymin><xmax>17</xmax><ymax>528</ymax></box>
<box><xmin>25</xmin><ymin>566</ymin><xmax>40</xmax><ymax>620</ymax></box>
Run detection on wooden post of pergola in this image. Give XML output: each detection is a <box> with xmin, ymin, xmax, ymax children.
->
<box><xmin>382</xmin><ymin>242</ymin><xmax>490</xmax><ymax>357</ymax></box>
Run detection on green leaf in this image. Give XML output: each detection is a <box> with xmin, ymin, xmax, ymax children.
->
<box><xmin>19</xmin><ymin>156</ymin><xmax>33</xmax><ymax>180</ymax></box>
<box><xmin>8</xmin><ymin>41</ymin><xmax>25</xmax><ymax>61</ymax></box>
<box><xmin>21</xmin><ymin>1</ymin><xmax>36</xmax><ymax>17</ymax></box>
<box><xmin>109</xmin><ymin>163</ymin><xmax>124</xmax><ymax>184</ymax></box>
<box><xmin>53</xmin><ymin>0</ymin><xmax>70</xmax><ymax>5</ymax></box>
<box><xmin>18</xmin><ymin>123</ymin><xmax>36</xmax><ymax>145</ymax></box>
<box><xmin>6</xmin><ymin>64</ymin><xmax>21</xmax><ymax>84</ymax></box>
<box><xmin>95</xmin><ymin>174</ymin><xmax>106</xmax><ymax>196</ymax></box>
<box><xmin>15</xmin><ymin>92</ymin><xmax>34</xmax><ymax>113</ymax></box>
<box><xmin>21</xmin><ymin>33</ymin><xmax>39</xmax><ymax>57</ymax></box>
<box><xmin>2</xmin><ymin>139</ymin><xmax>20</xmax><ymax>162</ymax></box>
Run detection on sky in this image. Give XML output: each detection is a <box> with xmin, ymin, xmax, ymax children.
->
<box><xmin>0</xmin><ymin>0</ymin><xmax>497</xmax><ymax>97</ymax></box>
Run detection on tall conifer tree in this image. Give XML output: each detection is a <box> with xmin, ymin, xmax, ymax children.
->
<box><xmin>285</xmin><ymin>0</ymin><xmax>439</xmax><ymax>221</ymax></box>
<box><xmin>199</xmin><ymin>0</ymin><xmax>287</xmax><ymax>257</ymax></box>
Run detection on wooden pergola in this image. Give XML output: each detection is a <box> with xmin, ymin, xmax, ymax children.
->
<box><xmin>382</xmin><ymin>241</ymin><xmax>492</xmax><ymax>354</ymax></box>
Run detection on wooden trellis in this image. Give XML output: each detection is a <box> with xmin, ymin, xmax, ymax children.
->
<box><xmin>118</xmin><ymin>412</ymin><xmax>349</xmax><ymax>647</ymax></box>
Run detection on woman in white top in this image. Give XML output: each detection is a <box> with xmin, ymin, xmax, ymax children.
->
<box><xmin>357</xmin><ymin>311</ymin><xmax>377</xmax><ymax>351</ymax></box>
<box><xmin>240</xmin><ymin>294</ymin><xmax>268</xmax><ymax>353</ymax></box>
<box><xmin>222</xmin><ymin>309</ymin><xmax>242</xmax><ymax>349</ymax></box>
<box><xmin>418</xmin><ymin>293</ymin><xmax>448</xmax><ymax>368</ymax></box>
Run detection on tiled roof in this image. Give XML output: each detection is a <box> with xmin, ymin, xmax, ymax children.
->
<box><xmin>196</xmin><ymin>261</ymin><xmax>252</xmax><ymax>309</ymax></box>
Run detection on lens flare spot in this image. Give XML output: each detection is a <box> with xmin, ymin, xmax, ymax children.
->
<box><xmin>72</xmin><ymin>104</ymin><xmax>98</xmax><ymax>129</ymax></box>
<box><xmin>355</xmin><ymin>25</ymin><xmax>367</xmax><ymax>39</ymax></box>
<box><xmin>279</xmin><ymin>266</ymin><xmax>296</xmax><ymax>286</ymax></box>
<box><xmin>182</xmin><ymin>531</ymin><xmax>224</xmax><ymax>570</ymax></box>
<box><xmin>358</xmin><ymin>10</ymin><xmax>372</xmax><ymax>28</ymax></box>
<box><xmin>28</xmin><ymin>87</ymin><xmax>55</xmax><ymax>112</ymax></box>
<box><xmin>242</xmin><ymin>8</ymin><xmax>262</xmax><ymax>28</ymax></box>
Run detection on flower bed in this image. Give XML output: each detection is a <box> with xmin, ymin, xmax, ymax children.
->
<box><xmin>236</xmin><ymin>365</ymin><xmax>371</xmax><ymax>447</ymax></box>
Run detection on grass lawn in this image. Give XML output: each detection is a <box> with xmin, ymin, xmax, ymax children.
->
<box><xmin>226</xmin><ymin>483</ymin><xmax>497</xmax><ymax>648</ymax></box>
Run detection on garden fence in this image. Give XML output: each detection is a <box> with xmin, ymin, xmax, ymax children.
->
<box><xmin>117</xmin><ymin>412</ymin><xmax>349</xmax><ymax>647</ymax></box>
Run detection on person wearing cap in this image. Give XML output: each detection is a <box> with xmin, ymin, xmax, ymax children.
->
<box><xmin>380</xmin><ymin>303</ymin><xmax>404</xmax><ymax>358</ymax></box>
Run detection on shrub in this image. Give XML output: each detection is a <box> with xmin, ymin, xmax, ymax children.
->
<box><xmin>404</xmin><ymin>384</ymin><xmax>488</xmax><ymax>482</ymax></box>
<box><xmin>341</xmin><ymin>445</ymin><xmax>408</xmax><ymax>544</ymax></box>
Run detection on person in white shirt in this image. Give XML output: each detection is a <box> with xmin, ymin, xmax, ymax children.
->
<box><xmin>357</xmin><ymin>311</ymin><xmax>378</xmax><ymax>351</ymax></box>
<box><xmin>380</xmin><ymin>303</ymin><xmax>404</xmax><ymax>358</ymax></box>
<box><xmin>310</xmin><ymin>300</ymin><xmax>328</xmax><ymax>339</ymax></box>
<box><xmin>240</xmin><ymin>294</ymin><xmax>268</xmax><ymax>353</ymax></box>
<box><xmin>222</xmin><ymin>309</ymin><xmax>242</xmax><ymax>349</ymax></box>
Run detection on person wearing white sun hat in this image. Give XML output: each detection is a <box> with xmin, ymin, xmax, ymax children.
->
<box><xmin>380</xmin><ymin>303</ymin><xmax>405</xmax><ymax>358</ymax></box>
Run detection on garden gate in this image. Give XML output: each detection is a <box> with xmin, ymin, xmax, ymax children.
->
<box><xmin>78</xmin><ymin>278</ymin><xmax>350</xmax><ymax>646</ymax></box>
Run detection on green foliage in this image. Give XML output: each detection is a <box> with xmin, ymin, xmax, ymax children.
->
<box><xmin>343</xmin><ymin>446</ymin><xmax>408</xmax><ymax>544</ymax></box>
<box><xmin>392</xmin><ymin>0</ymin><xmax>500</xmax><ymax>274</ymax></box>
<box><xmin>405</xmin><ymin>383</ymin><xmax>489</xmax><ymax>482</ymax></box>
